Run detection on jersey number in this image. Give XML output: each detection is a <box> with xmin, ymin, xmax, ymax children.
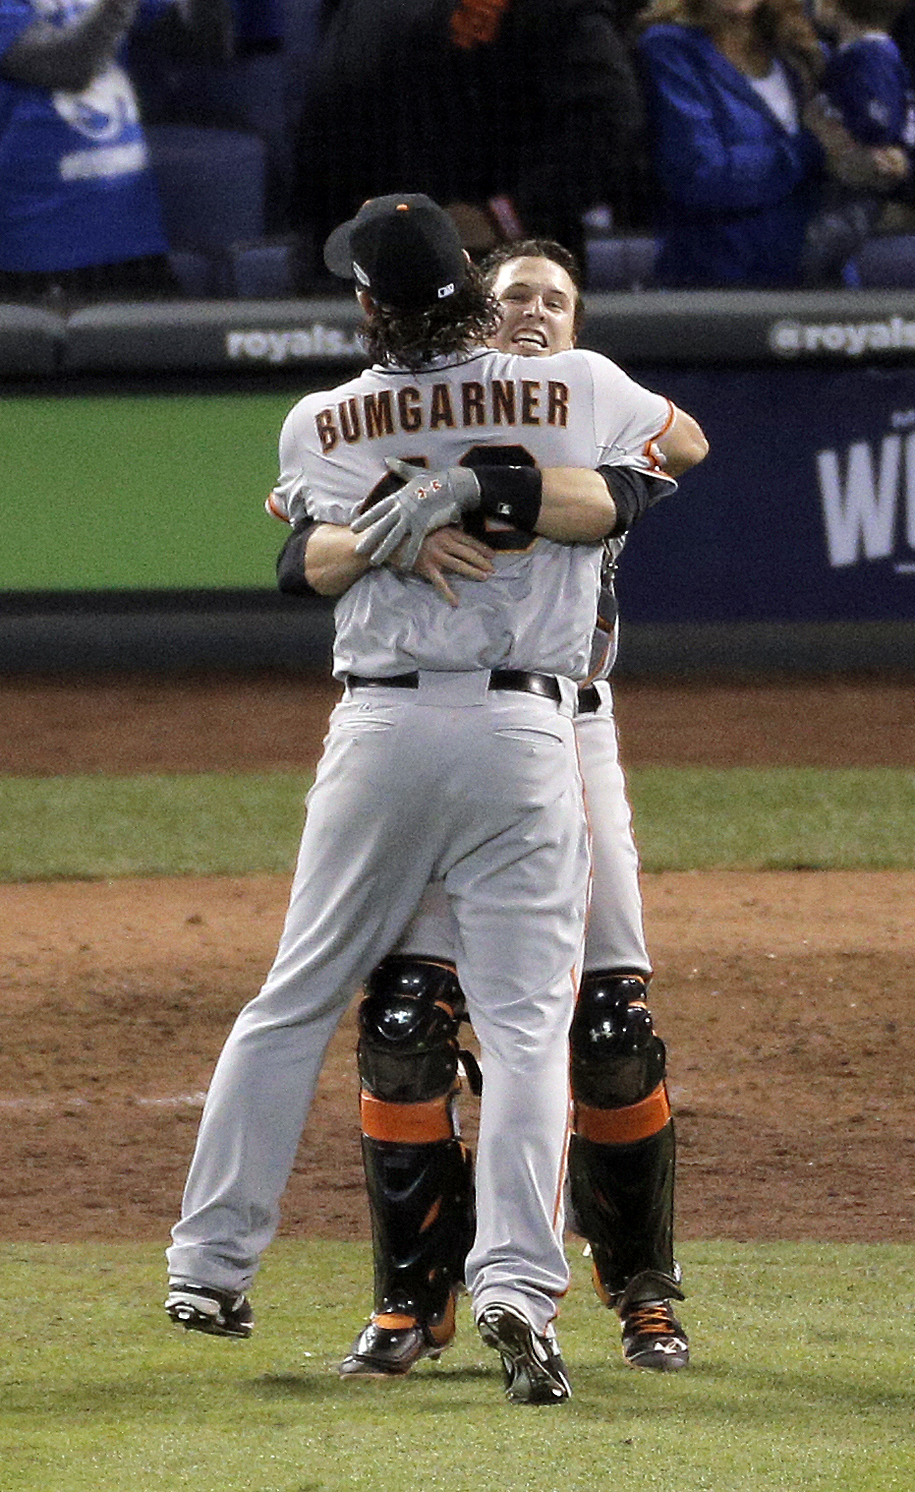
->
<box><xmin>364</xmin><ymin>445</ymin><xmax>538</xmax><ymax>552</ymax></box>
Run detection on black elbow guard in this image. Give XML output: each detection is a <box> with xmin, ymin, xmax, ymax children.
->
<box><xmin>598</xmin><ymin>466</ymin><xmax>676</xmax><ymax>538</ymax></box>
<box><xmin>276</xmin><ymin>519</ymin><xmax>319</xmax><ymax>595</ymax></box>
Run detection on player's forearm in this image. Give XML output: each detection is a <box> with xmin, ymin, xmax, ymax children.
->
<box><xmin>303</xmin><ymin>523</ymin><xmax>373</xmax><ymax>596</ymax></box>
<box><xmin>535</xmin><ymin>467</ymin><xmax>618</xmax><ymax>542</ymax></box>
<box><xmin>466</xmin><ymin>464</ymin><xmax>618</xmax><ymax>541</ymax></box>
<box><xmin>0</xmin><ymin>0</ymin><xmax>140</xmax><ymax>92</ymax></box>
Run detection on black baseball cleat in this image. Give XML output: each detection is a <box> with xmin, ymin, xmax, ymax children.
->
<box><xmin>612</xmin><ymin>1268</ymin><xmax>689</xmax><ymax>1371</ymax></box>
<box><xmin>620</xmin><ymin>1298</ymin><xmax>689</xmax><ymax>1371</ymax></box>
<box><xmin>165</xmin><ymin>1283</ymin><xmax>254</xmax><ymax>1338</ymax></box>
<box><xmin>339</xmin><ymin>1310</ymin><xmax>455</xmax><ymax>1378</ymax></box>
<box><xmin>477</xmin><ymin>1303</ymin><xmax>572</xmax><ymax>1405</ymax></box>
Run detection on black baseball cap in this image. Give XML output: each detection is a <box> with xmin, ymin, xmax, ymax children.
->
<box><xmin>323</xmin><ymin>194</ymin><xmax>468</xmax><ymax>310</ymax></box>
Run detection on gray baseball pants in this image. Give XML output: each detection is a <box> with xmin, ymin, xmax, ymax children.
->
<box><xmin>167</xmin><ymin>670</ymin><xmax>590</xmax><ymax>1334</ymax></box>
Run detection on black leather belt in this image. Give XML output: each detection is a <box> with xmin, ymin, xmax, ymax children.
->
<box><xmin>346</xmin><ymin>669</ymin><xmax>562</xmax><ymax>703</ymax></box>
<box><xmin>576</xmin><ymin>684</ymin><xmax>602</xmax><ymax>714</ymax></box>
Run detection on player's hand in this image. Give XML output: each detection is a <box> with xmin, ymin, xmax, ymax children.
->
<box><xmin>389</xmin><ymin>526</ymin><xmax>495</xmax><ymax>606</ymax></box>
<box><xmin>351</xmin><ymin>458</ymin><xmax>482</xmax><ymax>568</ymax></box>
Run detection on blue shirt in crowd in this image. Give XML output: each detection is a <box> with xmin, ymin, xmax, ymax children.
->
<box><xmin>0</xmin><ymin>0</ymin><xmax>169</xmax><ymax>272</ymax></box>
<box><xmin>637</xmin><ymin>22</ymin><xmax>825</xmax><ymax>288</ymax></box>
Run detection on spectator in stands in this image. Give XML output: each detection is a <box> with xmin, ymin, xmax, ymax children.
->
<box><xmin>128</xmin><ymin>0</ymin><xmax>302</xmax><ymax>232</ymax></box>
<box><xmin>801</xmin><ymin>0</ymin><xmax>915</xmax><ymax>282</ymax></box>
<box><xmin>0</xmin><ymin>0</ymin><xmax>231</xmax><ymax>305</ymax></box>
<box><xmin>634</xmin><ymin>0</ymin><xmax>900</xmax><ymax>287</ymax></box>
<box><xmin>293</xmin><ymin>0</ymin><xmax>648</xmax><ymax>277</ymax></box>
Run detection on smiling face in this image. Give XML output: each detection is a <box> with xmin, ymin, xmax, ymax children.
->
<box><xmin>488</xmin><ymin>255</ymin><xmax>579</xmax><ymax>356</ymax></box>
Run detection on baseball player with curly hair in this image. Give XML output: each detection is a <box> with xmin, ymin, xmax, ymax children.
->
<box><xmin>265</xmin><ymin>235</ymin><xmax>708</xmax><ymax>1393</ymax></box>
<box><xmin>166</xmin><ymin>195</ymin><xmax>706</xmax><ymax>1404</ymax></box>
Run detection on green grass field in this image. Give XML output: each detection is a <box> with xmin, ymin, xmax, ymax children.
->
<box><xmin>3</xmin><ymin>1241</ymin><xmax>913</xmax><ymax>1492</ymax></box>
<box><xmin>0</xmin><ymin>766</ymin><xmax>913</xmax><ymax>880</ymax></box>
<box><xmin>4</xmin><ymin>764</ymin><xmax>913</xmax><ymax>1489</ymax></box>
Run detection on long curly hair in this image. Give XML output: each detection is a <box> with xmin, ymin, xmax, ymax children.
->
<box><xmin>635</xmin><ymin>0</ymin><xmax>825</xmax><ymax>92</ymax></box>
<box><xmin>360</xmin><ymin>262</ymin><xmax>502</xmax><ymax>370</ymax></box>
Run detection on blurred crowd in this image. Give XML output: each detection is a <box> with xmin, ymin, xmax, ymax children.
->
<box><xmin>2</xmin><ymin>0</ymin><xmax>915</xmax><ymax>305</ymax></box>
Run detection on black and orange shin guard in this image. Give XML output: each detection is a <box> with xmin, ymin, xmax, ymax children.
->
<box><xmin>357</xmin><ymin>956</ymin><xmax>475</xmax><ymax>1329</ymax></box>
<box><xmin>568</xmin><ymin>971</ymin><xmax>681</xmax><ymax>1305</ymax></box>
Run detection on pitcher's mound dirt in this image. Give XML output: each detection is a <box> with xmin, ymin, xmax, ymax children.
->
<box><xmin>2</xmin><ymin>672</ymin><xmax>913</xmax><ymax>1246</ymax></box>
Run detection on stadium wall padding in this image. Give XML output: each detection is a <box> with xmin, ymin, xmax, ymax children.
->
<box><xmin>3</xmin><ymin>291</ymin><xmax>914</xmax><ymax>674</ymax></box>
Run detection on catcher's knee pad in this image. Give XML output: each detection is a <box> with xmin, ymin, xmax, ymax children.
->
<box><xmin>570</xmin><ymin>971</ymin><xmax>666</xmax><ymax>1110</ymax></box>
<box><xmin>358</xmin><ymin>955</ymin><xmax>464</xmax><ymax>1107</ymax></box>
<box><xmin>362</xmin><ymin>1135</ymin><xmax>475</xmax><ymax>1323</ymax></box>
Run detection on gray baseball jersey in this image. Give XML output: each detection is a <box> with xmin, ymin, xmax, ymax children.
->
<box><xmin>372</xmin><ymin>357</ymin><xmax>670</xmax><ymax>979</ymax></box>
<box><xmin>168</xmin><ymin>346</ymin><xmax>669</xmax><ymax>1333</ymax></box>
<box><xmin>270</xmin><ymin>347</ymin><xmax>671</xmax><ymax>681</ymax></box>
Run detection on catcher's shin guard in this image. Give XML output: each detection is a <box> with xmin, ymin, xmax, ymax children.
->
<box><xmin>357</xmin><ymin>956</ymin><xmax>476</xmax><ymax>1326</ymax></box>
<box><xmin>568</xmin><ymin>971</ymin><xmax>681</xmax><ymax>1304</ymax></box>
<box><xmin>361</xmin><ymin>1132</ymin><xmax>475</xmax><ymax>1326</ymax></box>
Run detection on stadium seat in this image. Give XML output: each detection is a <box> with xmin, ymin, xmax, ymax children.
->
<box><xmin>221</xmin><ymin>237</ymin><xmax>304</xmax><ymax>298</ymax></box>
<box><xmin>130</xmin><ymin>3</ymin><xmax>322</xmax><ymax>235</ymax></box>
<box><xmin>146</xmin><ymin>125</ymin><xmax>267</xmax><ymax>254</ymax></box>
<box><xmin>585</xmin><ymin>235</ymin><xmax>657</xmax><ymax>290</ymax></box>
<box><xmin>168</xmin><ymin>249</ymin><xmax>218</xmax><ymax>298</ymax></box>
<box><xmin>854</xmin><ymin>233</ymin><xmax>915</xmax><ymax>287</ymax></box>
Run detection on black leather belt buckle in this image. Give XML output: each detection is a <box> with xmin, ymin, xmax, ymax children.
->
<box><xmin>576</xmin><ymin>684</ymin><xmax>601</xmax><ymax>714</ymax></box>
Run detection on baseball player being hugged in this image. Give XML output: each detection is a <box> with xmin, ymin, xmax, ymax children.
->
<box><xmin>266</xmin><ymin>230</ymin><xmax>708</xmax><ymax>1389</ymax></box>
<box><xmin>167</xmin><ymin>195</ymin><xmax>706</xmax><ymax>1404</ymax></box>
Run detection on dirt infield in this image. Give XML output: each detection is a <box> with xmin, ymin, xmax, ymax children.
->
<box><xmin>2</xmin><ymin>671</ymin><xmax>913</xmax><ymax>1248</ymax></box>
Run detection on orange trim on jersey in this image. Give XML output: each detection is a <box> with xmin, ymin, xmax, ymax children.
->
<box><xmin>642</xmin><ymin>398</ymin><xmax>676</xmax><ymax>471</ymax></box>
<box><xmin>360</xmin><ymin>1092</ymin><xmax>454</xmax><ymax>1143</ymax></box>
<box><xmin>574</xmin><ymin>1082</ymin><xmax>671</xmax><ymax>1145</ymax></box>
<box><xmin>581</xmin><ymin>643</ymin><xmax>612</xmax><ymax>688</ymax></box>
